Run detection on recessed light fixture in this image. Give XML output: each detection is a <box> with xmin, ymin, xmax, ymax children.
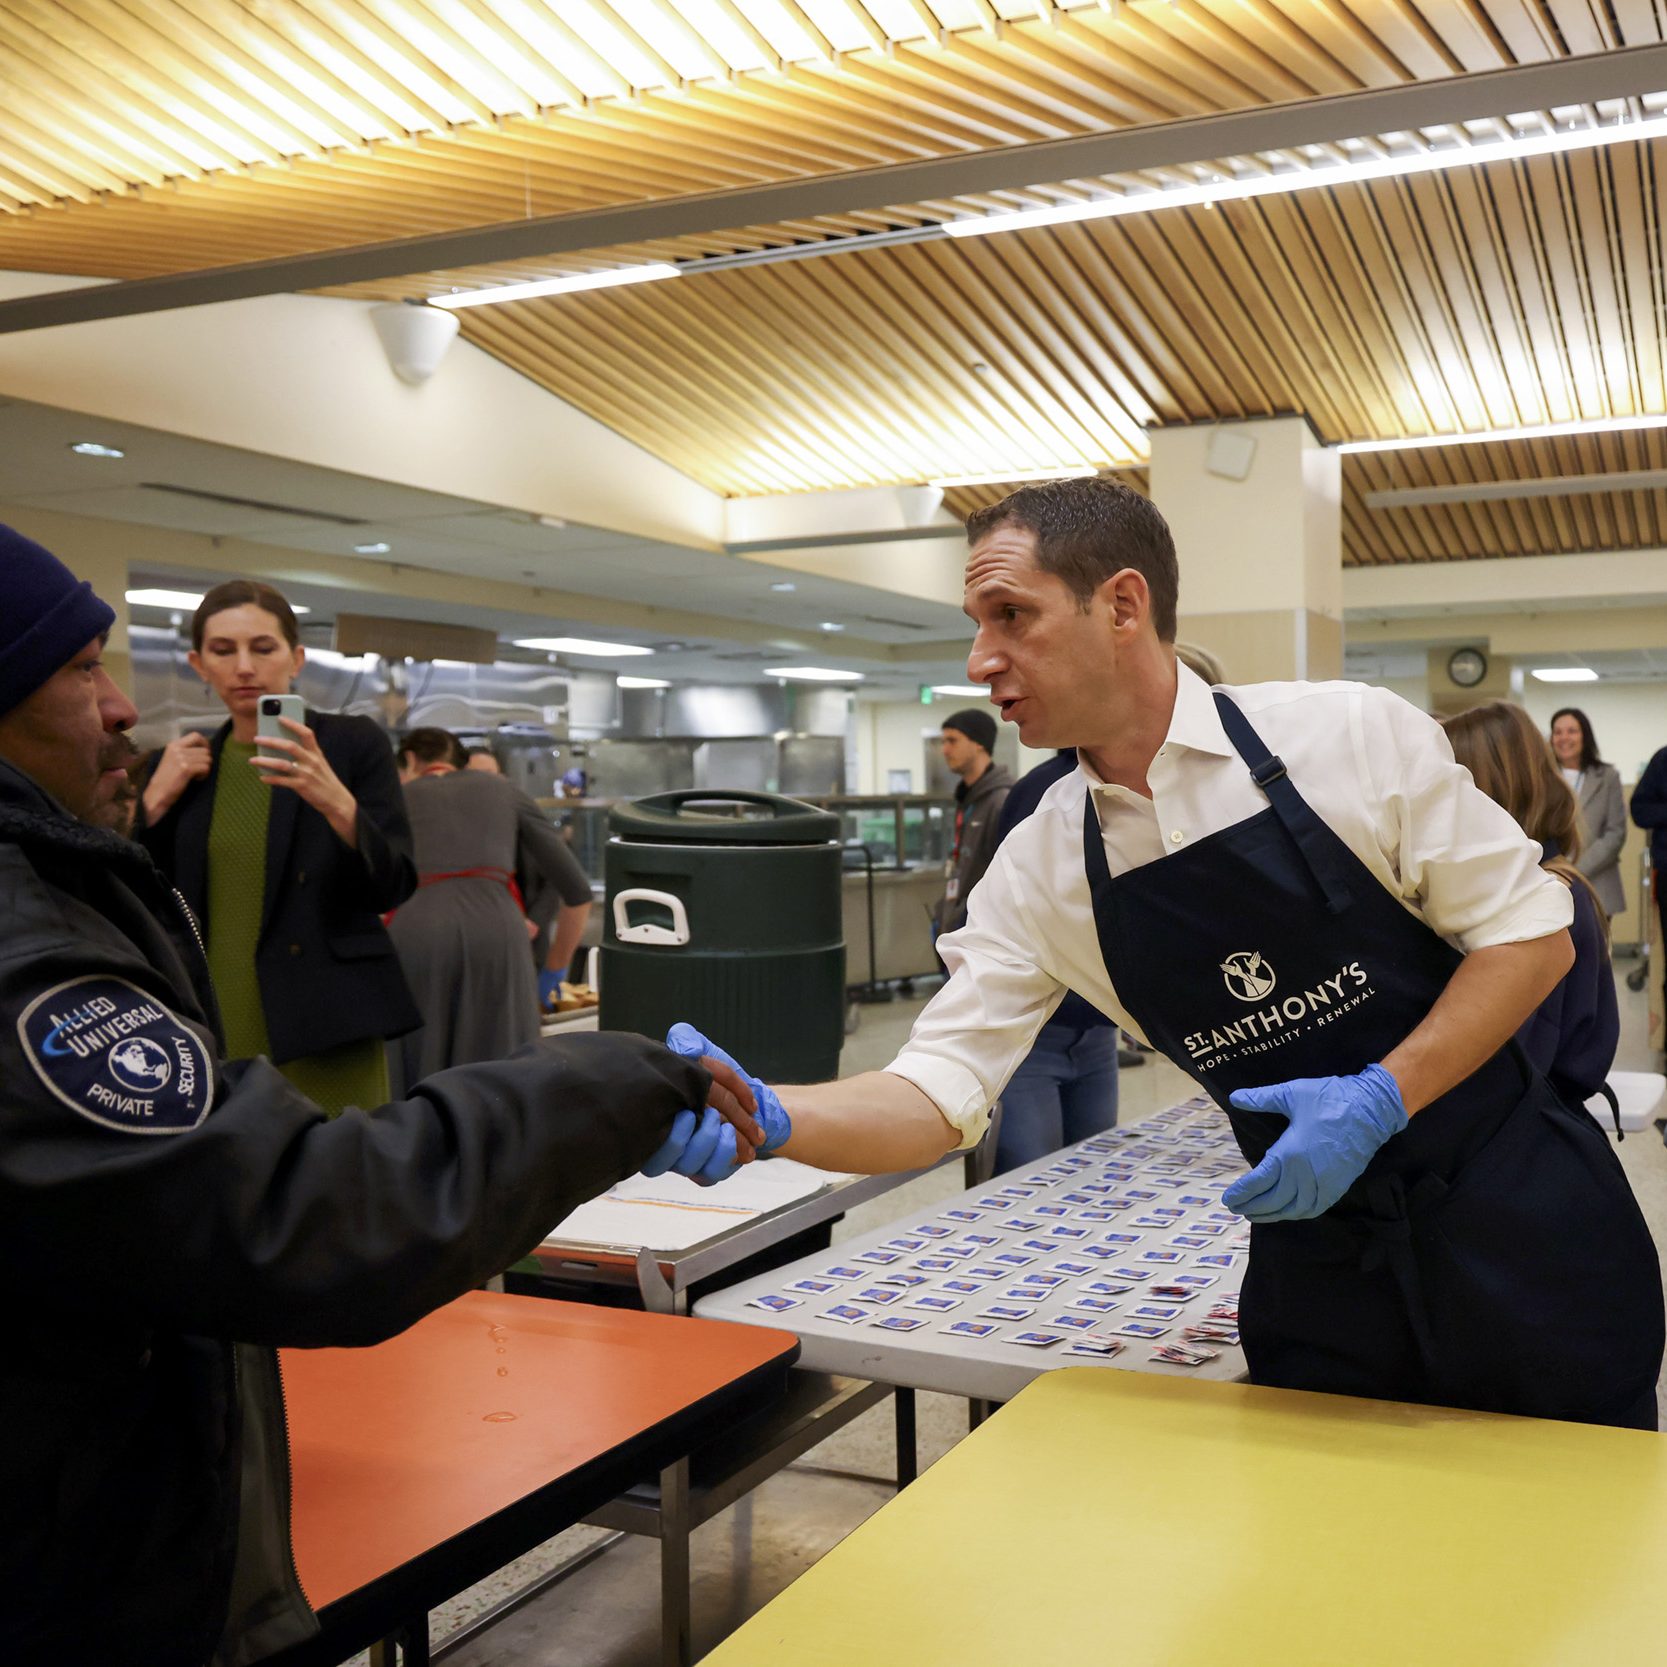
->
<box><xmin>353</xmin><ymin>540</ymin><xmax>392</xmax><ymax>555</ymax></box>
<box><xmin>1529</xmin><ymin>667</ymin><xmax>1600</xmax><ymax>683</ymax></box>
<box><xmin>126</xmin><ymin>587</ymin><xmax>310</xmax><ymax>615</ymax></box>
<box><xmin>929</xmin><ymin>466</ymin><xmax>1098</xmax><ymax>488</ymax></box>
<box><xmin>770</xmin><ymin>581</ymin><xmax>797</xmax><ymax>593</ymax></box>
<box><xmin>430</xmin><ymin>264</ymin><xmax>680</xmax><ymax>311</ymax></box>
<box><xmin>763</xmin><ymin>666</ymin><xmax>864</xmax><ymax>682</ymax></box>
<box><xmin>618</xmin><ymin>675</ymin><xmax>671</xmax><ymax>689</ymax></box>
<box><xmin>1339</xmin><ymin>413</ymin><xmax>1667</xmax><ymax>455</ymax></box>
<box><xmin>942</xmin><ymin>109</ymin><xmax>1667</xmax><ymax>242</ymax></box>
<box><xmin>930</xmin><ymin>684</ymin><xmax>989</xmax><ymax>697</ymax></box>
<box><xmin>514</xmin><ymin>636</ymin><xmax>654</xmax><ymax>657</ymax></box>
<box><xmin>70</xmin><ymin>441</ymin><xmax>125</xmax><ymax>459</ymax></box>
<box><xmin>819</xmin><ymin>621</ymin><xmax>845</xmax><ymax>633</ymax></box>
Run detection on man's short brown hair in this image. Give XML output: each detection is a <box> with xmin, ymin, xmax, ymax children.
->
<box><xmin>964</xmin><ymin>478</ymin><xmax>1179</xmax><ymax>641</ymax></box>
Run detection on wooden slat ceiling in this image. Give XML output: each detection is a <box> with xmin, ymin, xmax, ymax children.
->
<box><xmin>2</xmin><ymin>1</ymin><xmax>1666</xmax><ymax>564</ymax></box>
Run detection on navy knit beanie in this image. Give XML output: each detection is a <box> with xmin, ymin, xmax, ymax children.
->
<box><xmin>0</xmin><ymin>523</ymin><xmax>116</xmax><ymax>716</ymax></box>
<box><xmin>942</xmin><ymin>706</ymin><xmax>997</xmax><ymax>753</ymax></box>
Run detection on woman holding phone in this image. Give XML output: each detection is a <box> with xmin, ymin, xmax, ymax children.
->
<box><xmin>138</xmin><ymin>579</ymin><xmax>418</xmax><ymax>1114</ymax></box>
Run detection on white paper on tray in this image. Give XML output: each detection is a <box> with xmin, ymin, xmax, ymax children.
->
<box><xmin>544</xmin><ymin>1158</ymin><xmax>851</xmax><ymax>1252</ymax></box>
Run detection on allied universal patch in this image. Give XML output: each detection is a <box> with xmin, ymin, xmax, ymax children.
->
<box><xmin>18</xmin><ymin>976</ymin><xmax>214</xmax><ymax>1135</ymax></box>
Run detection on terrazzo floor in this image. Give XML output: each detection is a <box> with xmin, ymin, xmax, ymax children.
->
<box><xmin>344</xmin><ymin>954</ymin><xmax>1667</xmax><ymax>1666</ymax></box>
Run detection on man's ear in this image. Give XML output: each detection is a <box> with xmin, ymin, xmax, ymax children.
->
<box><xmin>1098</xmin><ymin>567</ymin><xmax>1151</xmax><ymax>633</ymax></box>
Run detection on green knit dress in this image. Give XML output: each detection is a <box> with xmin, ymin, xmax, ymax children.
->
<box><xmin>205</xmin><ymin>740</ymin><xmax>391</xmax><ymax>1118</ymax></box>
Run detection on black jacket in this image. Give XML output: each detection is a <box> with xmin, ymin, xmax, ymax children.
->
<box><xmin>1632</xmin><ymin>745</ymin><xmax>1667</xmax><ymax>874</ymax></box>
<box><xmin>137</xmin><ymin>711</ymin><xmax>421</xmax><ymax>1062</ymax></box>
<box><xmin>0</xmin><ymin>759</ymin><xmax>710</xmax><ymax>1666</ymax></box>
<box><xmin>933</xmin><ymin>762</ymin><xmax>1014</xmax><ymax>937</ymax></box>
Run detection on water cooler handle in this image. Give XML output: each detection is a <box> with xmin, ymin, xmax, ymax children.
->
<box><xmin>612</xmin><ymin>888</ymin><xmax>691</xmax><ymax>947</ymax></box>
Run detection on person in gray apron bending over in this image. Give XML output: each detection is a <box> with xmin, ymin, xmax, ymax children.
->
<box><xmin>655</xmin><ymin>477</ymin><xmax>1662</xmax><ymax>1430</ymax></box>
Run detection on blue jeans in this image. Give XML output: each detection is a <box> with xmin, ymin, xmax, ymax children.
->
<box><xmin>994</xmin><ymin>1019</ymin><xmax>1120</xmax><ymax>1173</ymax></box>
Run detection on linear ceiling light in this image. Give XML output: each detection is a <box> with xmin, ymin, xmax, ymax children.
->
<box><xmin>929</xmin><ymin>466</ymin><xmax>1099</xmax><ymax>488</ymax></box>
<box><xmin>430</xmin><ymin>264</ymin><xmax>679</xmax><ymax>310</ymax></box>
<box><xmin>930</xmin><ymin>684</ymin><xmax>989</xmax><ymax>697</ymax></box>
<box><xmin>764</xmin><ymin>666</ymin><xmax>864</xmax><ymax>682</ymax></box>
<box><xmin>1339</xmin><ymin>413</ymin><xmax>1667</xmax><ymax>455</ymax></box>
<box><xmin>944</xmin><ymin>110</ymin><xmax>1667</xmax><ymax>242</ymax></box>
<box><xmin>617</xmin><ymin>675</ymin><xmax>671</xmax><ymax>689</ymax></box>
<box><xmin>1530</xmin><ymin>667</ymin><xmax>1600</xmax><ymax>682</ymax></box>
<box><xmin>515</xmin><ymin>636</ymin><xmax>654</xmax><ymax>656</ymax></box>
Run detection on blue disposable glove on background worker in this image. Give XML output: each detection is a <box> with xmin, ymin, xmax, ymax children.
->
<box><xmin>538</xmin><ymin>968</ymin><xmax>565</xmax><ymax>1008</ymax></box>
<box><xmin>1223</xmin><ymin>1063</ymin><xmax>1407</xmax><ymax>1222</ymax></box>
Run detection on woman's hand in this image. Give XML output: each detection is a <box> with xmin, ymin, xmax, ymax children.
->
<box><xmin>141</xmin><ymin>731</ymin><xmax>213</xmax><ymax>825</ymax></box>
<box><xmin>251</xmin><ymin>718</ymin><xmax>359</xmax><ymax>846</ymax></box>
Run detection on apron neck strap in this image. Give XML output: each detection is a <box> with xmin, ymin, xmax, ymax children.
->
<box><xmin>1211</xmin><ymin>692</ymin><xmax>1357</xmax><ymax>916</ymax></box>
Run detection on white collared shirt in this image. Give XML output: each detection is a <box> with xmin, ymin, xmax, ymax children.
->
<box><xmin>887</xmin><ymin>666</ymin><xmax>1574</xmax><ymax>1148</ymax></box>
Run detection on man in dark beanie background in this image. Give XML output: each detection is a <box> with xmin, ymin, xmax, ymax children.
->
<box><xmin>933</xmin><ymin>705</ymin><xmax>1013</xmax><ymax>940</ymax></box>
<box><xmin>0</xmin><ymin>524</ymin><xmax>761</xmax><ymax>1666</ymax></box>
<box><xmin>0</xmin><ymin>524</ymin><xmax>138</xmax><ymax>830</ymax></box>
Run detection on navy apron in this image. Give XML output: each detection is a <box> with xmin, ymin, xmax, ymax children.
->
<box><xmin>1083</xmin><ymin>693</ymin><xmax>1662</xmax><ymax>1429</ymax></box>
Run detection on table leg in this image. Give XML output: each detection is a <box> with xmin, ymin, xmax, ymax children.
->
<box><xmin>370</xmin><ymin>1620</ymin><xmax>430</xmax><ymax>1666</ymax></box>
<box><xmin>660</xmin><ymin>1456</ymin><xmax>693</xmax><ymax>1667</ymax></box>
<box><xmin>893</xmin><ymin>1387</ymin><xmax>917</xmax><ymax>1489</ymax></box>
<box><xmin>969</xmin><ymin>1397</ymin><xmax>993</xmax><ymax>1431</ymax></box>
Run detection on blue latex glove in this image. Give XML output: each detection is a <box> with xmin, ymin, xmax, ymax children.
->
<box><xmin>641</xmin><ymin>1107</ymin><xmax>742</xmax><ymax>1185</ymax></box>
<box><xmin>1222</xmin><ymin>1064</ymin><xmax>1408</xmax><ymax>1223</ymax></box>
<box><xmin>666</xmin><ymin>1023</ymin><xmax>791</xmax><ymax>1156</ymax></box>
<box><xmin>538</xmin><ymin>969</ymin><xmax>565</xmax><ymax>1007</ymax></box>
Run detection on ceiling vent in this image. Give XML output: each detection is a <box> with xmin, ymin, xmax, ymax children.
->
<box><xmin>860</xmin><ymin>614</ymin><xmax>930</xmax><ymax>631</ymax></box>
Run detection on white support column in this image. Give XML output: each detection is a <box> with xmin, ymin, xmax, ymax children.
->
<box><xmin>1146</xmin><ymin>417</ymin><xmax>1343</xmax><ymax>683</ymax></box>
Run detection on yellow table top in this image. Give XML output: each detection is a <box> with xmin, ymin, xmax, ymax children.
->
<box><xmin>705</xmin><ymin>1369</ymin><xmax>1667</xmax><ymax>1666</ymax></box>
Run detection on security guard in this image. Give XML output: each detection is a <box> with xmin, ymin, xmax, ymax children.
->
<box><xmin>659</xmin><ymin>479</ymin><xmax>1663</xmax><ymax>1430</ymax></box>
<box><xmin>0</xmin><ymin>527</ymin><xmax>759</xmax><ymax>1666</ymax></box>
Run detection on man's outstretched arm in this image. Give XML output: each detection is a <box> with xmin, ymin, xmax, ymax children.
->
<box><xmin>774</xmin><ymin>1072</ymin><xmax>961</xmax><ymax>1173</ymax></box>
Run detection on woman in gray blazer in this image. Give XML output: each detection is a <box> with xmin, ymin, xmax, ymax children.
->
<box><xmin>1550</xmin><ymin>707</ymin><xmax>1627</xmax><ymax>918</ymax></box>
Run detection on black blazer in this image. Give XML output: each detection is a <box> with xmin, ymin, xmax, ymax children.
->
<box><xmin>138</xmin><ymin>710</ymin><xmax>420</xmax><ymax>1064</ymax></box>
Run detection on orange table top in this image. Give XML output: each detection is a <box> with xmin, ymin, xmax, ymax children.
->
<box><xmin>281</xmin><ymin>1290</ymin><xmax>797</xmax><ymax>1612</ymax></box>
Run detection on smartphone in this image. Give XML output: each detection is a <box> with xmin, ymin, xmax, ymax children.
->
<box><xmin>255</xmin><ymin>693</ymin><xmax>306</xmax><ymax>749</ymax></box>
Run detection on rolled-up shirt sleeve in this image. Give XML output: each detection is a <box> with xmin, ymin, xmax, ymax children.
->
<box><xmin>1359</xmin><ymin>687</ymin><xmax>1573</xmax><ymax>950</ymax></box>
<box><xmin>884</xmin><ymin>842</ymin><xmax>1066</xmax><ymax>1149</ymax></box>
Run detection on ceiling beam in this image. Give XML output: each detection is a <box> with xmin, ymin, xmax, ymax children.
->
<box><xmin>1366</xmin><ymin>469</ymin><xmax>1667</xmax><ymax>509</ymax></box>
<box><xmin>6</xmin><ymin>45</ymin><xmax>1667</xmax><ymax>333</ymax></box>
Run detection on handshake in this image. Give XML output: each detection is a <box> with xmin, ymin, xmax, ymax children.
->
<box><xmin>646</xmin><ymin>1023</ymin><xmax>791</xmax><ymax>1184</ymax></box>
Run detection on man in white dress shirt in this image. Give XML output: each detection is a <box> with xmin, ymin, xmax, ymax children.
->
<box><xmin>669</xmin><ymin>478</ymin><xmax>1661</xmax><ymax>1426</ymax></box>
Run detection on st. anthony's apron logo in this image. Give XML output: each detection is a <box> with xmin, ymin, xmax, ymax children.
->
<box><xmin>1184</xmin><ymin>960</ymin><xmax>1376</xmax><ymax>1071</ymax></box>
<box><xmin>1220</xmin><ymin>951</ymin><xmax>1276</xmax><ymax>1002</ymax></box>
<box><xmin>19</xmin><ymin>975</ymin><xmax>213</xmax><ymax>1134</ymax></box>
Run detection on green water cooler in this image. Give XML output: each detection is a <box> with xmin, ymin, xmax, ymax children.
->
<box><xmin>600</xmin><ymin>791</ymin><xmax>845</xmax><ymax>1083</ymax></box>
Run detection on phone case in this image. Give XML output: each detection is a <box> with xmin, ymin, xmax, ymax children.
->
<box><xmin>255</xmin><ymin>694</ymin><xmax>305</xmax><ymax>746</ymax></box>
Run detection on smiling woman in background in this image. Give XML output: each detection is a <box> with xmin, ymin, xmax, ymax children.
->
<box><xmin>137</xmin><ymin>578</ymin><xmax>419</xmax><ymax>1115</ymax></box>
<box><xmin>1548</xmin><ymin>706</ymin><xmax>1627</xmax><ymax>923</ymax></box>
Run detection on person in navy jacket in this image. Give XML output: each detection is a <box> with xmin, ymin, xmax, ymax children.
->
<box><xmin>1632</xmin><ymin>743</ymin><xmax>1667</xmax><ymax>1024</ymax></box>
<box><xmin>1440</xmin><ymin>701</ymin><xmax>1618</xmax><ymax>1108</ymax></box>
